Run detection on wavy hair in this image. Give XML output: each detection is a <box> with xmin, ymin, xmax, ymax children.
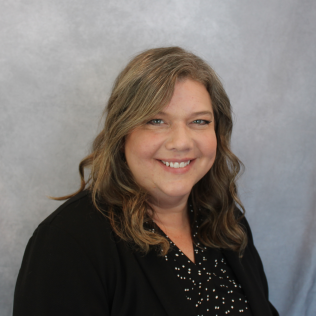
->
<box><xmin>55</xmin><ymin>47</ymin><xmax>247</xmax><ymax>256</ymax></box>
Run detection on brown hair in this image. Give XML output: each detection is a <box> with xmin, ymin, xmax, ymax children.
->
<box><xmin>55</xmin><ymin>47</ymin><xmax>247</xmax><ymax>256</ymax></box>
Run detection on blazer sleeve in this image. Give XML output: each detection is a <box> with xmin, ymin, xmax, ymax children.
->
<box><xmin>13</xmin><ymin>223</ymin><xmax>110</xmax><ymax>316</ymax></box>
<box><xmin>242</xmin><ymin>217</ymin><xmax>279</xmax><ymax>316</ymax></box>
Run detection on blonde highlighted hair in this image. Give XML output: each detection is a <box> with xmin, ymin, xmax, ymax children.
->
<box><xmin>55</xmin><ymin>47</ymin><xmax>247</xmax><ymax>256</ymax></box>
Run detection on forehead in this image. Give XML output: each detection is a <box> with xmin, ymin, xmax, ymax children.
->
<box><xmin>158</xmin><ymin>79</ymin><xmax>213</xmax><ymax>116</ymax></box>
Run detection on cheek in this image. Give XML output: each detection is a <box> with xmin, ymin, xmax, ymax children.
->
<box><xmin>124</xmin><ymin>132</ymin><xmax>162</xmax><ymax>189</ymax></box>
<box><xmin>125</xmin><ymin>131</ymin><xmax>161</xmax><ymax>163</ymax></box>
<box><xmin>210</xmin><ymin>138</ymin><xmax>217</xmax><ymax>157</ymax></box>
<box><xmin>201</xmin><ymin>133</ymin><xmax>217</xmax><ymax>158</ymax></box>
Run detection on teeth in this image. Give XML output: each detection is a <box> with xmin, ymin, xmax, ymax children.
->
<box><xmin>161</xmin><ymin>160</ymin><xmax>191</xmax><ymax>168</ymax></box>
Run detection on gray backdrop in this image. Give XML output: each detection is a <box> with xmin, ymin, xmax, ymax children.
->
<box><xmin>1</xmin><ymin>1</ymin><xmax>315</xmax><ymax>315</ymax></box>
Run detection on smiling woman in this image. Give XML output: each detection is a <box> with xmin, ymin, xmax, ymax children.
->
<box><xmin>13</xmin><ymin>47</ymin><xmax>279</xmax><ymax>316</ymax></box>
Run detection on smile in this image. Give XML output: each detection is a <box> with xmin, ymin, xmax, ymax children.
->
<box><xmin>161</xmin><ymin>160</ymin><xmax>191</xmax><ymax>168</ymax></box>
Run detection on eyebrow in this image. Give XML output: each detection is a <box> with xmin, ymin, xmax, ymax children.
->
<box><xmin>157</xmin><ymin>111</ymin><xmax>213</xmax><ymax>117</ymax></box>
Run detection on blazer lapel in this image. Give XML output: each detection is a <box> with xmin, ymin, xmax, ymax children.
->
<box><xmin>134</xmin><ymin>249</ymin><xmax>195</xmax><ymax>316</ymax></box>
<box><xmin>222</xmin><ymin>249</ymin><xmax>274</xmax><ymax>316</ymax></box>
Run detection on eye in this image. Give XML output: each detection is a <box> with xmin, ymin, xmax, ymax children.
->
<box><xmin>192</xmin><ymin>120</ymin><xmax>211</xmax><ymax>125</ymax></box>
<box><xmin>147</xmin><ymin>119</ymin><xmax>165</xmax><ymax>125</ymax></box>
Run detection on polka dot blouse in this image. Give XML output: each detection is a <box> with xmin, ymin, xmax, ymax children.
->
<box><xmin>147</xmin><ymin>209</ymin><xmax>252</xmax><ymax>316</ymax></box>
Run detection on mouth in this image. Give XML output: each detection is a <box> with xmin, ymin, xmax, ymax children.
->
<box><xmin>160</xmin><ymin>160</ymin><xmax>193</xmax><ymax>169</ymax></box>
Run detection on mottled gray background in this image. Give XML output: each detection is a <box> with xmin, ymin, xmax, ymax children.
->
<box><xmin>1</xmin><ymin>0</ymin><xmax>315</xmax><ymax>315</ymax></box>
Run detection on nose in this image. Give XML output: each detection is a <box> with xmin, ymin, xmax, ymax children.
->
<box><xmin>165</xmin><ymin>123</ymin><xmax>194</xmax><ymax>151</ymax></box>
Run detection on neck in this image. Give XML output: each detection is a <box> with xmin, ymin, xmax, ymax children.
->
<box><xmin>149</xmin><ymin>198</ymin><xmax>190</xmax><ymax>231</ymax></box>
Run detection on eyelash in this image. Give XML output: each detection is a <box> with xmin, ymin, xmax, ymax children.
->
<box><xmin>147</xmin><ymin>119</ymin><xmax>164</xmax><ymax>125</ymax></box>
<box><xmin>193</xmin><ymin>120</ymin><xmax>211</xmax><ymax>125</ymax></box>
<box><xmin>147</xmin><ymin>119</ymin><xmax>211</xmax><ymax>125</ymax></box>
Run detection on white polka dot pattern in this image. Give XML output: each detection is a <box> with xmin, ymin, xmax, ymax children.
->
<box><xmin>145</xmin><ymin>208</ymin><xmax>252</xmax><ymax>316</ymax></box>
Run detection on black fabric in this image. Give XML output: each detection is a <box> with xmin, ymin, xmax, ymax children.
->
<box><xmin>158</xmin><ymin>218</ymin><xmax>253</xmax><ymax>315</ymax></box>
<box><xmin>13</xmin><ymin>191</ymin><xmax>279</xmax><ymax>316</ymax></box>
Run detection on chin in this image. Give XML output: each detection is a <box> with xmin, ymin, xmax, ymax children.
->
<box><xmin>160</xmin><ymin>186</ymin><xmax>193</xmax><ymax>199</ymax></box>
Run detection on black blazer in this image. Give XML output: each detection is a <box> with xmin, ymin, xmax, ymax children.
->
<box><xmin>13</xmin><ymin>191</ymin><xmax>279</xmax><ymax>316</ymax></box>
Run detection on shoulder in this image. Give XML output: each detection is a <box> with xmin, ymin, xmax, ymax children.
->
<box><xmin>231</xmin><ymin>208</ymin><xmax>262</xmax><ymax>267</ymax></box>
<box><xmin>31</xmin><ymin>191</ymin><xmax>121</xmax><ymax>272</ymax></box>
<box><xmin>14</xmin><ymin>192</ymin><xmax>122</xmax><ymax>314</ymax></box>
<box><xmin>232</xmin><ymin>207</ymin><xmax>255</xmax><ymax>245</ymax></box>
<box><xmin>39</xmin><ymin>190</ymin><xmax>112</xmax><ymax>240</ymax></box>
<box><xmin>238</xmin><ymin>213</ymin><xmax>270</xmax><ymax>293</ymax></box>
<box><xmin>239</xmin><ymin>214</ymin><xmax>254</xmax><ymax>244</ymax></box>
<box><xmin>41</xmin><ymin>190</ymin><xmax>104</xmax><ymax>227</ymax></box>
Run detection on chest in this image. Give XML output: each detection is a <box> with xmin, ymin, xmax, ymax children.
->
<box><xmin>166</xmin><ymin>232</ymin><xmax>195</xmax><ymax>263</ymax></box>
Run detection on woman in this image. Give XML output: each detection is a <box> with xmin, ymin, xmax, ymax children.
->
<box><xmin>14</xmin><ymin>47</ymin><xmax>279</xmax><ymax>316</ymax></box>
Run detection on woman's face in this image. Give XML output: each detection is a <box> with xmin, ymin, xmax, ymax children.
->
<box><xmin>124</xmin><ymin>79</ymin><xmax>217</xmax><ymax>207</ymax></box>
